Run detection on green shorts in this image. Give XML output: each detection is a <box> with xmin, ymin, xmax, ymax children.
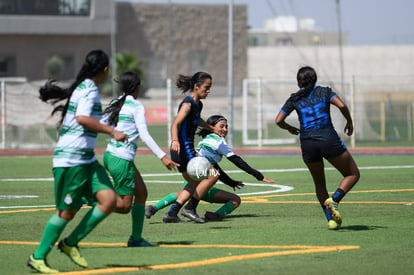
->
<box><xmin>183</xmin><ymin>181</ymin><xmax>221</xmax><ymax>203</ymax></box>
<box><xmin>103</xmin><ymin>151</ymin><xmax>135</xmax><ymax>196</ymax></box>
<box><xmin>53</xmin><ymin>161</ymin><xmax>113</xmax><ymax>210</ymax></box>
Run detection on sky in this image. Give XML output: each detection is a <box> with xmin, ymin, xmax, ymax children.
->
<box><xmin>131</xmin><ymin>0</ymin><xmax>414</xmax><ymax>45</ymax></box>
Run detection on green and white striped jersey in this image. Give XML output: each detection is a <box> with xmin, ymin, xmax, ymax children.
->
<box><xmin>53</xmin><ymin>78</ymin><xmax>102</xmax><ymax>167</ymax></box>
<box><xmin>196</xmin><ymin>133</ymin><xmax>235</xmax><ymax>165</ymax></box>
<box><xmin>103</xmin><ymin>95</ymin><xmax>165</xmax><ymax>161</ymax></box>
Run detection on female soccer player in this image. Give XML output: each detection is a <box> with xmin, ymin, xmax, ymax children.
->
<box><xmin>28</xmin><ymin>49</ymin><xmax>127</xmax><ymax>274</ymax></box>
<box><xmin>101</xmin><ymin>71</ymin><xmax>178</xmax><ymax>247</ymax></box>
<box><xmin>162</xmin><ymin>72</ymin><xmax>216</xmax><ymax>223</ymax></box>
<box><xmin>146</xmin><ymin>115</ymin><xmax>275</xmax><ymax>222</ymax></box>
<box><xmin>275</xmin><ymin>66</ymin><xmax>360</xmax><ymax>230</ymax></box>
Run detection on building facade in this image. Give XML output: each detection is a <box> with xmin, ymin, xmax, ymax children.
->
<box><xmin>0</xmin><ymin>0</ymin><xmax>248</xmax><ymax>92</ymax></box>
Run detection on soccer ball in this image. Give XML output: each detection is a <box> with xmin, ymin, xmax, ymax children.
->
<box><xmin>186</xmin><ymin>156</ymin><xmax>211</xmax><ymax>181</ymax></box>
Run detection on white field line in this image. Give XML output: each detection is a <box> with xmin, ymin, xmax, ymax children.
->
<box><xmin>1</xmin><ymin>165</ymin><xmax>413</xmax><ymax>182</ymax></box>
<box><xmin>1</xmin><ymin>165</ymin><xmax>413</xmax><ymax>209</ymax></box>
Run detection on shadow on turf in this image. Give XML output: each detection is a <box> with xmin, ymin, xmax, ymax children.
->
<box><xmin>105</xmin><ymin>264</ymin><xmax>154</xmax><ymax>269</ymax></box>
<box><xmin>339</xmin><ymin>225</ymin><xmax>387</xmax><ymax>231</ymax></box>
<box><xmin>155</xmin><ymin>241</ymin><xmax>195</xmax><ymax>245</ymax></box>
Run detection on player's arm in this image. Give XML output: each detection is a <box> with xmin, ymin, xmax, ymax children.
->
<box><xmin>214</xmin><ymin>164</ymin><xmax>244</xmax><ymax>189</ymax></box>
<box><xmin>170</xmin><ymin>103</ymin><xmax>190</xmax><ymax>153</ymax></box>
<box><xmin>331</xmin><ymin>96</ymin><xmax>354</xmax><ymax>136</ymax></box>
<box><xmin>227</xmin><ymin>155</ymin><xmax>275</xmax><ymax>183</ymax></box>
<box><xmin>76</xmin><ymin>115</ymin><xmax>126</xmax><ymax>142</ymax></box>
<box><xmin>275</xmin><ymin>112</ymin><xmax>299</xmax><ymax>135</ymax></box>
<box><xmin>199</xmin><ymin>117</ymin><xmax>214</xmax><ymax>131</ymax></box>
<box><xmin>134</xmin><ymin>106</ymin><xmax>179</xmax><ymax>171</ymax></box>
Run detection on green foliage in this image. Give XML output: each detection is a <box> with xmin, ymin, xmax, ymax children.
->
<box><xmin>45</xmin><ymin>55</ymin><xmax>63</xmax><ymax>80</ymax></box>
<box><xmin>101</xmin><ymin>51</ymin><xmax>146</xmax><ymax>97</ymax></box>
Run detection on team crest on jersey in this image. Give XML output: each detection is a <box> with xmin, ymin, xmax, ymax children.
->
<box><xmin>64</xmin><ymin>194</ymin><xmax>73</xmax><ymax>205</ymax></box>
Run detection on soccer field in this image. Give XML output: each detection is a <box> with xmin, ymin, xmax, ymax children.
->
<box><xmin>1</xmin><ymin>154</ymin><xmax>413</xmax><ymax>274</ymax></box>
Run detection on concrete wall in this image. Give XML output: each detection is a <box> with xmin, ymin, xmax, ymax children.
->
<box><xmin>116</xmin><ymin>2</ymin><xmax>248</xmax><ymax>89</ymax></box>
<box><xmin>248</xmin><ymin>45</ymin><xmax>414</xmax><ymax>93</ymax></box>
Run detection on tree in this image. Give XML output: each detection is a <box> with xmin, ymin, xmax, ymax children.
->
<box><xmin>102</xmin><ymin>51</ymin><xmax>146</xmax><ymax>97</ymax></box>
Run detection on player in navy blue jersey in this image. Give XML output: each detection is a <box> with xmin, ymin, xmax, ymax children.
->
<box><xmin>275</xmin><ymin>66</ymin><xmax>360</xmax><ymax>230</ymax></box>
<box><xmin>163</xmin><ymin>72</ymin><xmax>215</xmax><ymax>223</ymax></box>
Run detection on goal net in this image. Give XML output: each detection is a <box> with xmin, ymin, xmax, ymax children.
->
<box><xmin>241</xmin><ymin>77</ymin><xmax>383</xmax><ymax>147</ymax></box>
<box><xmin>0</xmin><ymin>78</ymin><xmax>58</xmax><ymax>149</ymax></box>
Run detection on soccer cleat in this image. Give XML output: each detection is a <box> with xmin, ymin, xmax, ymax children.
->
<box><xmin>145</xmin><ymin>205</ymin><xmax>157</xmax><ymax>219</ymax></box>
<box><xmin>181</xmin><ymin>208</ymin><xmax>205</xmax><ymax>223</ymax></box>
<box><xmin>127</xmin><ymin>236</ymin><xmax>154</xmax><ymax>247</ymax></box>
<box><xmin>27</xmin><ymin>254</ymin><xmax>59</xmax><ymax>274</ymax></box>
<box><xmin>328</xmin><ymin>219</ymin><xmax>341</xmax><ymax>230</ymax></box>
<box><xmin>204</xmin><ymin>211</ymin><xmax>224</xmax><ymax>221</ymax></box>
<box><xmin>162</xmin><ymin>213</ymin><xmax>181</xmax><ymax>223</ymax></box>
<box><xmin>57</xmin><ymin>239</ymin><xmax>88</xmax><ymax>268</ymax></box>
<box><xmin>325</xmin><ymin>198</ymin><xmax>342</xmax><ymax>225</ymax></box>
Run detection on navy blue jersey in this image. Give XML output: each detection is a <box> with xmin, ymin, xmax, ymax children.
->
<box><xmin>280</xmin><ymin>86</ymin><xmax>338</xmax><ymax>139</ymax></box>
<box><xmin>177</xmin><ymin>96</ymin><xmax>203</xmax><ymax>143</ymax></box>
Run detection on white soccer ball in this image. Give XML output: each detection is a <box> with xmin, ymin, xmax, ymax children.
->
<box><xmin>186</xmin><ymin>156</ymin><xmax>211</xmax><ymax>181</ymax></box>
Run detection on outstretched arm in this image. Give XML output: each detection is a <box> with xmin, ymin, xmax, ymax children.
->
<box><xmin>227</xmin><ymin>155</ymin><xmax>275</xmax><ymax>183</ymax></box>
<box><xmin>331</xmin><ymin>96</ymin><xmax>354</xmax><ymax>136</ymax></box>
<box><xmin>214</xmin><ymin>164</ymin><xmax>244</xmax><ymax>189</ymax></box>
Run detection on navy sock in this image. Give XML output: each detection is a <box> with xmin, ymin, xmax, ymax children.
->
<box><xmin>167</xmin><ymin>201</ymin><xmax>183</xmax><ymax>216</ymax></box>
<box><xmin>185</xmin><ymin>197</ymin><xmax>200</xmax><ymax>210</ymax></box>
<box><xmin>332</xmin><ymin>188</ymin><xmax>345</xmax><ymax>203</ymax></box>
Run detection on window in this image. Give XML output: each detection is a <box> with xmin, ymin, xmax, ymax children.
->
<box><xmin>275</xmin><ymin>37</ymin><xmax>293</xmax><ymax>46</ymax></box>
<box><xmin>0</xmin><ymin>0</ymin><xmax>90</xmax><ymax>16</ymax></box>
<box><xmin>0</xmin><ymin>56</ymin><xmax>16</xmax><ymax>77</ymax></box>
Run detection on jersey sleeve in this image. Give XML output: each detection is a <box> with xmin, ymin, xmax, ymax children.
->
<box><xmin>280</xmin><ymin>96</ymin><xmax>295</xmax><ymax>116</ymax></box>
<box><xmin>227</xmin><ymin>155</ymin><xmax>264</xmax><ymax>181</ymax></box>
<box><xmin>217</xmin><ymin>139</ymin><xmax>235</xmax><ymax>158</ymax></box>
<box><xmin>327</xmin><ymin>88</ymin><xmax>338</xmax><ymax>102</ymax></box>
<box><xmin>134</xmin><ymin>104</ymin><xmax>166</xmax><ymax>159</ymax></box>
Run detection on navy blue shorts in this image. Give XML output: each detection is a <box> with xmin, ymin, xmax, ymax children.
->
<box><xmin>170</xmin><ymin>144</ymin><xmax>196</xmax><ymax>173</ymax></box>
<box><xmin>300</xmin><ymin>137</ymin><xmax>347</xmax><ymax>163</ymax></box>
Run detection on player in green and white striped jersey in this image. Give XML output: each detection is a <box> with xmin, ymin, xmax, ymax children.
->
<box><xmin>145</xmin><ymin>115</ymin><xmax>275</xmax><ymax>222</ymax></box>
<box><xmin>28</xmin><ymin>50</ymin><xmax>127</xmax><ymax>274</ymax></box>
<box><xmin>101</xmin><ymin>71</ymin><xmax>178</xmax><ymax>247</ymax></box>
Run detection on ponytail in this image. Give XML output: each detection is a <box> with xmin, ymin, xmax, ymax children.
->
<box><xmin>176</xmin><ymin>71</ymin><xmax>212</xmax><ymax>94</ymax></box>
<box><xmin>292</xmin><ymin>66</ymin><xmax>317</xmax><ymax>101</ymax></box>
<box><xmin>39</xmin><ymin>49</ymin><xmax>109</xmax><ymax>128</ymax></box>
<box><xmin>102</xmin><ymin>71</ymin><xmax>141</xmax><ymax>126</ymax></box>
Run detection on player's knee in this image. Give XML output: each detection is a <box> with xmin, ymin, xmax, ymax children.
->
<box><xmin>115</xmin><ymin>205</ymin><xmax>131</xmax><ymax>214</ymax></box>
<box><xmin>232</xmin><ymin>196</ymin><xmax>241</xmax><ymax>208</ymax></box>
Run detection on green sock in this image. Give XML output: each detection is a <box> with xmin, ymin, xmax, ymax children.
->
<box><xmin>131</xmin><ymin>203</ymin><xmax>145</xmax><ymax>240</ymax></box>
<box><xmin>215</xmin><ymin>202</ymin><xmax>235</xmax><ymax>217</ymax></box>
<box><xmin>66</xmin><ymin>206</ymin><xmax>107</xmax><ymax>246</ymax></box>
<box><xmin>153</xmin><ymin>192</ymin><xmax>178</xmax><ymax>210</ymax></box>
<box><xmin>34</xmin><ymin>215</ymin><xmax>67</xmax><ymax>259</ymax></box>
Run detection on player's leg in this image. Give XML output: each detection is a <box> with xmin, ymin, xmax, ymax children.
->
<box><xmin>61</xmin><ymin>162</ymin><xmax>116</xmax><ymax>267</ymax></box>
<box><xmin>305</xmin><ymin>160</ymin><xmax>340</xmax><ymax>229</ymax></box>
<box><xmin>204</xmin><ymin>187</ymin><xmax>241</xmax><ymax>221</ymax></box>
<box><xmin>181</xmin><ymin>175</ymin><xmax>219</xmax><ymax>223</ymax></box>
<box><xmin>327</xmin><ymin>150</ymin><xmax>360</xmax><ymax>202</ymax></box>
<box><xmin>146</xmin><ymin>191</ymin><xmax>179</xmax><ymax>219</ymax></box>
<box><xmin>28</xmin><ymin>166</ymin><xmax>83</xmax><ymax>273</ymax></box>
<box><xmin>163</xmin><ymin>172</ymin><xmax>198</xmax><ymax>223</ymax></box>
<box><xmin>128</xmin><ymin>166</ymin><xmax>153</xmax><ymax>247</ymax></box>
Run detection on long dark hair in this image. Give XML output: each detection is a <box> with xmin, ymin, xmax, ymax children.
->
<box><xmin>39</xmin><ymin>49</ymin><xmax>109</xmax><ymax>127</ymax></box>
<box><xmin>176</xmin><ymin>71</ymin><xmax>212</xmax><ymax>94</ymax></box>
<box><xmin>103</xmin><ymin>71</ymin><xmax>141</xmax><ymax>126</ymax></box>
<box><xmin>197</xmin><ymin>115</ymin><xmax>227</xmax><ymax>138</ymax></box>
<box><xmin>291</xmin><ymin>66</ymin><xmax>317</xmax><ymax>101</ymax></box>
